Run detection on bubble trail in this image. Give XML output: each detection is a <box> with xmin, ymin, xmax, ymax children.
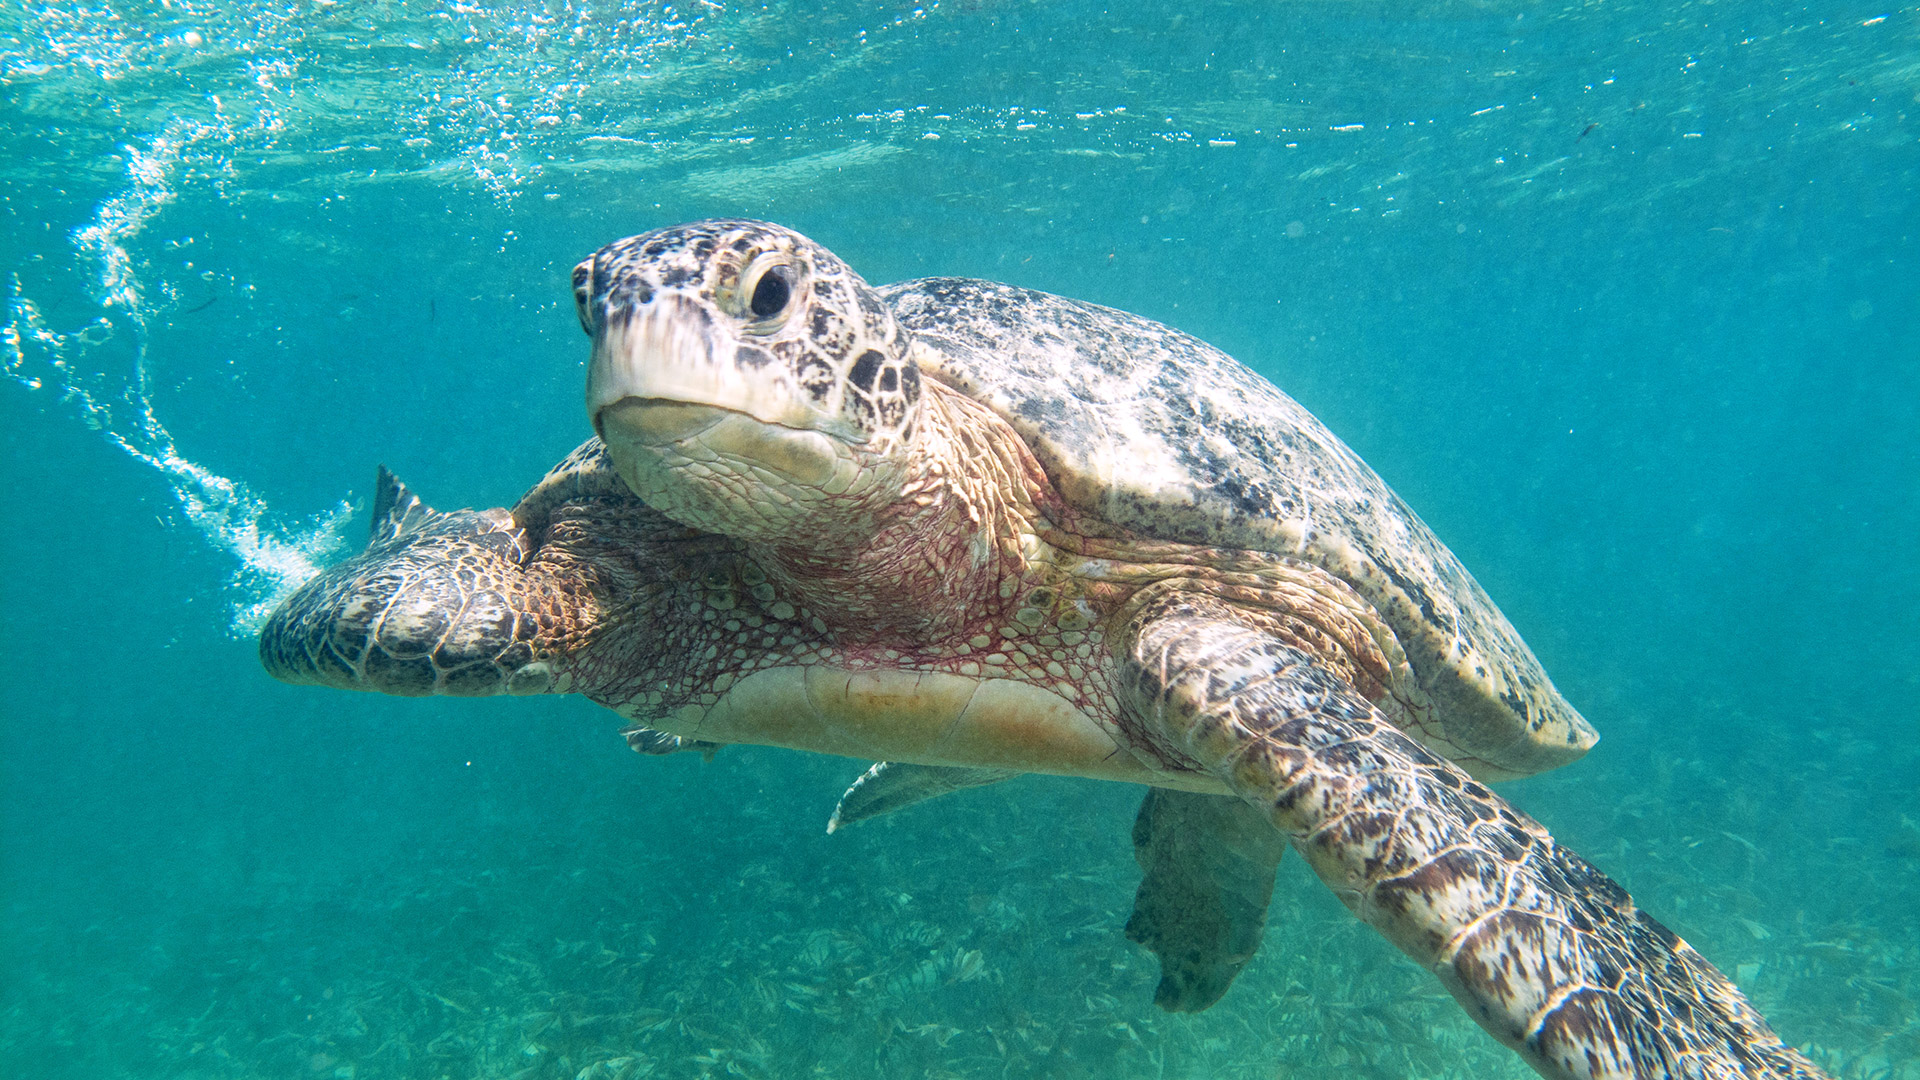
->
<box><xmin>3</xmin><ymin>120</ymin><xmax>355</xmax><ymax>635</ymax></box>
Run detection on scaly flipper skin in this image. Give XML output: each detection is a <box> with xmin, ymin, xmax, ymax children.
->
<box><xmin>261</xmin><ymin>455</ymin><xmax>736</xmax><ymax>703</ymax></box>
<box><xmin>259</xmin><ymin>471</ymin><xmax>560</xmax><ymax>697</ymax></box>
<box><xmin>1119</xmin><ymin>589</ymin><xmax>1823</xmax><ymax>1080</ymax></box>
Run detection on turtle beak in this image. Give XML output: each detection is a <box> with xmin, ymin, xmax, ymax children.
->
<box><xmin>587</xmin><ymin>293</ymin><xmax>869</xmax><ymax>539</ymax></box>
<box><xmin>586</xmin><ymin>294</ymin><xmax>866</xmax><ymax>444</ymax></box>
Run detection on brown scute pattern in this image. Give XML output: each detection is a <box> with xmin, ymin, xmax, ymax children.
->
<box><xmin>1118</xmin><ymin>590</ymin><xmax>1827</xmax><ymax>1080</ymax></box>
<box><xmin>881</xmin><ymin>276</ymin><xmax>1597</xmax><ymax>779</ymax></box>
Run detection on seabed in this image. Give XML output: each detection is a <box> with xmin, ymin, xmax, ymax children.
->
<box><xmin>3</xmin><ymin>704</ymin><xmax>1914</xmax><ymax>1080</ymax></box>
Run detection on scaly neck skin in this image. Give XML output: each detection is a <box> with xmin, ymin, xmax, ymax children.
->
<box><xmin>751</xmin><ymin>384</ymin><xmax>1056</xmax><ymax>648</ymax></box>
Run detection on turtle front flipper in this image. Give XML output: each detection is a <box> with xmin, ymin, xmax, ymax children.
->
<box><xmin>261</xmin><ymin>459</ymin><xmax>669</xmax><ymax>699</ymax></box>
<box><xmin>1126</xmin><ymin>788</ymin><xmax>1288</xmax><ymax>1013</ymax></box>
<box><xmin>261</xmin><ymin>468</ymin><xmax>577</xmax><ymax>696</ymax></box>
<box><xmin>1119</xmin><ymin>592</ymin><xmax>1827</xmax><ymax>1080</ymax></box>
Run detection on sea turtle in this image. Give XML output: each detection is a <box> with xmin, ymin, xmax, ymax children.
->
<box><xmin>261</xmin><ymin>219</ymin><xmax>1824</xmax><ymax>1080</ymax></box>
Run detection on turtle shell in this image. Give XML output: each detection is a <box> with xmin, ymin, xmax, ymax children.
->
<box><xmin>880</xmin><ymin>278</ymin><xmax>1596</xmax><ymax>781</ymax></box>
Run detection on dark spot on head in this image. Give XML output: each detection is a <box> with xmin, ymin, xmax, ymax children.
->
<box><xmin>900</xmin><ymin>363</ymin><xmax>921</xmax><ymax>402</ymax></box>
<box><xmin>1213</xmin><ymin>473</ymin><xmax>1271</xmax><ymax>517</ymax></box>
<box><xmin>797</xmin><ymin>359</ymin><xmax>835</xmax><ymax>402</ymax></box>
<box><xmin>849</xmin><ymin>350</ymin><xmax>883</xmax><ymax>392</ymax></box>
<box><xmin>879</xmin><ymin>367</ymin><xmax>897</xmax><ymax>392</ymax></box>
<box><xmin>735</xmin><ymin>344</ymin><xmax>775</xmax><ymax>369</ymax></box>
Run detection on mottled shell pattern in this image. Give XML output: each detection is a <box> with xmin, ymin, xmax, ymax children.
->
<box><xmin>579</xmin><ymin>218</ymin><xmax>1597</xmax><ymax>780</ymax></box>
<box><xmin>880</xmin><ymin>278</ymin><xmax>1598</xmax><ymax>780</ymax></box>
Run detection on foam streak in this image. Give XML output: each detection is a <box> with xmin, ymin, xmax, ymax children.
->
<box><xmin>4</xmin><ymin>120</ymin><xmax>354</xmax><ymax>635</ymax></box>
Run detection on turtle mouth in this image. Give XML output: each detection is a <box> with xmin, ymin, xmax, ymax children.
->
<box><xmin>583</xmin><ymin>291</ymin><xmax>900</xmax><ymax>543</ymax></box>
<box><xmin>585</xmin><ymin>294</ymin><xmax>865</xmax><ymax>444</ymax></box>
<box><xmin>596</xmin><ymin>397</ymin><xmax>857</xmax><ymax>532</ymax></box>
<box><xmin>597</xmin><ymin>396</ymin><xmax>844</xmax><ymax>487</ymax></box>
<box><xmin>593</xmin><ymin>396</ymin><xmax>744</xmax><ymax>446</ymax></box>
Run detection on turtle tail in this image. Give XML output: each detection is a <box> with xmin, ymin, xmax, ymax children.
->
<box><xmin>259</xmin><ymin>468</ymin><xmax>577</xmax><ymax>698</ymax></box>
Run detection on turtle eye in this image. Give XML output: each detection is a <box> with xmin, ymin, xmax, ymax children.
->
<box><xmin>735</xmin><ymin>253</ymin><xmax>798</xmax><ymax>329</ymax></box>
<box><xmin>571</xmin><ymin>256</ymin><xmax>596</xmax><ymax>335</ymax></box>
<box><xmin>749</xmin><ymin>266</ymin><xmax>790</xmax><ymax>318</ymax></box>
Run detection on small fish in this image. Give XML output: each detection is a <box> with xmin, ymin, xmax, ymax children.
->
<box><xmin>1577</xmin><ymin>123</ymin><xmax>1598</xmax><ymax>142</ymax></box>
<box><xmin>182</xmin><ymin>297</ymin><xmax>217</xmax><ymax>314</ymax></box>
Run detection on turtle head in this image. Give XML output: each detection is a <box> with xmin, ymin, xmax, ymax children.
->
<box><xmin>577</xmin><ymin>219</ymin><xmax>924</xmax><ymax>546</ymax></box>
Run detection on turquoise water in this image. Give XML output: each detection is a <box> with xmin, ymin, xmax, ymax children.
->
<box><xmin>3</xmin><ymin>2</ymin><xmax>1916</xmax><ymax>1077</ymax></box>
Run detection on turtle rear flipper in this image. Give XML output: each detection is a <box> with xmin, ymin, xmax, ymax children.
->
<box><xmin>622</xmin><ymin>725</ymin><xmax>726</xmax><ymax>760</ymax></box>
<box><xmin>1120</xmin><ymin>592</ymin><xmax>1824</xmax><ymax>1080</ymax></box>
<box><xmin>826</xmin><ymin>762</ymin><xmax>1019</xmax><ymax>833</ymax></box>
<box><xmin>1125</xmin><ymin>788</ymin><xmax>1287</xmax><ymax>1012</ymax></box>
